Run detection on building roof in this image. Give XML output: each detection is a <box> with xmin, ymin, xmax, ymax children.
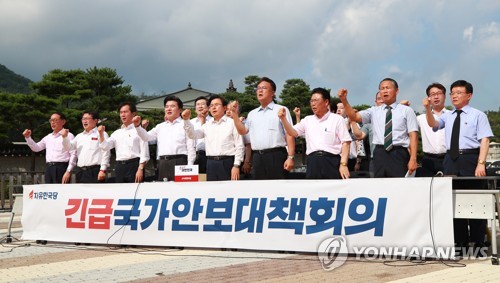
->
<box><xmin>137</xmin><ymin>83</ymin><xmax>214</xmax><ymax>111</ymax></box>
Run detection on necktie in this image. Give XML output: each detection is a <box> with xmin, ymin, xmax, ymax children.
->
<box><xmin>450</xmin><ymin>109</ymin><xmax>463</xmax><ymax>160</ymax></box>
<box><xmin>384</xmin><ymin>106</ymin><xmax>393</xmax><ymax>151</ymax></box>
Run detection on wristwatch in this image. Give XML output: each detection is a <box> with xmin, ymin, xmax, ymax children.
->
<box><xmin>233</xmin><ymin>164</ymin><xmax>240</xmax><ymax>168</ymax></box>
<box><xmin>287</xmin><ymin>155</ymin><xmax>295</xmax><ymax>160</ymax></box>
<box><xmin>478</xmin><ymin>159</ymin><xmax>486</xmax><ymax>165</ymax></box>
<box><xmin>340</xmin><ymin>161</ymin><xmax>348</xmax><ymax>167</ymax></box>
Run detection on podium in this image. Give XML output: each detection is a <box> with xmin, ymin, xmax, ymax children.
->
<box><xmin>453</xmin><ymin>176</ymin><xmax>500</xmax><ymax>265</ymax></box>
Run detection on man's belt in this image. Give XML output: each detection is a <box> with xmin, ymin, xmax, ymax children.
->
<box><xmin>308</xmin><ymin>150</ymin><xmax>339</xmax><ymax>157</ymax></box>
<box><xmin>207</xmin><ymin>155</ymin><xmax>233</xmax><ymax>161</ymax></box>
<box><xmin>375</xmin><ymin>145</ymin><xmax>406</xmax><ymax>151</ymax></box>
<box><xmin>252</xmin><ymin>147</ymin><xmax>286</xmax><ymax>155</ymax></box>
<box><xmin>424</xmin><ymin>153</ymin><xmax>446</xmax><ymax>159</ymax></box>
<box><xmin>46</xmin><ymin>162</ymin><xmax>69</xmax><ymax>166</ymax></box>
<box><xmin>79</xmin><ymin>164</ymin><xmax>100</xmax><ymax>171</ymax></box>
<box><xmin>116</xmin><ymin>157</ymin><xmax>140</xmax><ymax>165</ymax></box>
<box><xmin>446</xmin><ymin>148</ymin><xmax>480</xmax><ymax>155</ymax></box>
<box><xmin>159</xmin><ymin>154</ymin><xmax>187</xmax><ymax>160</ymax></box>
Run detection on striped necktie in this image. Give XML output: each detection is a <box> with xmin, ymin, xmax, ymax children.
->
<box><xmin>384</xmin><ymin>106</ymin><xmax>393</xmax><ymax>151</ymax></box>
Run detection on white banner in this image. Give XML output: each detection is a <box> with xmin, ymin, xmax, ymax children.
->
<box><xmin>22</xmin><ymin>178</ymin><xmax>454</xmax><ymax>257</ymax></box>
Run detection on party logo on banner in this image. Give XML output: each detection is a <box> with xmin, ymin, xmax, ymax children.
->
<box><xmin>28</xmin><ymin>190</ymin><xmax>59</xmax><ymax>200</ymax></box>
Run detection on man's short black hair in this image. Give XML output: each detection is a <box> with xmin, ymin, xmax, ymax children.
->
<box><xmin>164</xmin><ymin>96</ymin><xmax>183</xmax><ymax>109</ymax></box>
<box><xmin>425</xmin><ymin>83</ymin><xmax>446</xmax><ymax>97</ymax></box>
<box><xmin>311</xmin><ymin>87</ymin><xmax>331</xmax><ymax>104</ymax></box>
<box><xmin>450</xmin><ymin>80</ymin><xmax>473</xmax><ymax>94</ymax></box>
<box><xmin>379</xmin><ymin>78</ymin><xmax>399</xmax><ymax>89</ymax></box>
<box><xmin>118</xmin><ymin>102</ymin><xmax>137</xmax><ymax>113</ymax></box>
<box><xmin>208</xmin><ymin>95</ymin><xmax>227</xmax><ymax>107</ymax></box>
<box><xmin>257</xmin><ymin>77</ymin><xmax>276</xmax><ymax>92</ymax></box>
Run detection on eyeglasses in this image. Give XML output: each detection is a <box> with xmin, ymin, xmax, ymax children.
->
<box><xmin>450</xmin><ymin>91</ymin><xmax>468</xmax><ymax>96</ymax></box>
<box><xmin>256</xmin><ymin>86</ymin><xmax>268</xmax><ymax>90</ymax></box>
<box><xmin>310</xmin><ymin>99</ymin><xmax>323</xmax><ymax>104</ymax></box>
<box><xmin>209</xmin><ymin>103</ymin><xmax>223</xmax><ymax>108</ymax></box>
<box><xmin>48</xmin><ymin>118</ymin><xmax>60</xmax><ymax>123</ymax></box>
<box><xmin>81</xmin><ymin>117</ymin><xmax>94</xmax><ymax>121</ymax></box>
<box><xmin>429</xmin><ymin>92</ymin><xmax>444</xmax><ymax>97</ymax></box>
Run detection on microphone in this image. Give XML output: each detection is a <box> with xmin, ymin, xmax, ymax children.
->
<box><xmin>97</xmin><ymin>118</ymin><xmax>108</xmax><ymax>124</ymax></box>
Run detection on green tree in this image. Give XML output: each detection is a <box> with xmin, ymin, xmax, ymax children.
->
<box><xmin>29</xmin><ymin>67</ymin><xmax>137</xmax><ymax>133</ymax></box>
<box><xmin>30</xmin><ymin>69</ymin><xmax>86</xmax><ymax>100</ymax></box>
<box><xmin>243</xmin><ymin>75</ymin><xmax>260</xmax><ymax>96</ymax></box>
<box><xmin>83</xmin><ymin>67</ymin><xmax>135</xmax><ymax>111</ymax></box>
<box><xmin>0</xmin><ymin>92</ymin><xmax>58</xmax><ymax>143</ymax></box>
<box><xmin>279</xmin><ymin>79</ymin><xmax>311</xmax><ymax>122</ymax></box>
<box><xmin>30</xmin><ymin>67</ymin><xmax>136</xmax><ymax>111</ymax></box>
<box><xmin>487</xmin><ymin>108</ymin><xmax>500</xmax><ymax>143</ymax></box>
<box><xmin>220</xmin><ymin>90</ymin><xmax>259</xmax><ymax>118</ymax></box>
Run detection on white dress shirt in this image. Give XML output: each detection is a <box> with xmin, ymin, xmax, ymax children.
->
<box><xmin>184</xmin><ymin>116</ymin><xmax>245</xmax><ymax>166</ymax></box>
<box><xmin>99</xmin><ymin>124</ymin><xmax>150</xmax><ymax>164</ymax></box>
<box><xmin>293</xmin><ymin>112</ymin><xmax>352</xmax><ymax>155</ymax></box>
<box><xmin>417</xmin><ymin>109</ymin><xmax>448</xmax><ymax>154</ymax></box>
<box><xmin>26</xmin><ymin>130</ymin><xmax>77</xmax><ymax>172</ymax></box>
<box><xmin>136</xmin><ymin>117</ymin><xmax>195</xmax><ymax>165</ymax></box>
<box><xmin>191</xmin><ymin>115</ymin><xmax>213</xmax><ymax>151</ymax></box>
<box><xmin>63</xmin><ymin>127</ymin><xmax>111</xmax><ymax>170</ymax></box>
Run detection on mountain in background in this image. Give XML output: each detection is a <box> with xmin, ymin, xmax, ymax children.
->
<box><xmin>0</xmin><ymin>64</ymin><xmax>33</xmax><ymax>94</ymax></box>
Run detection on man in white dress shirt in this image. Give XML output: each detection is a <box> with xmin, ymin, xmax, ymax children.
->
<box><xmin>134</xmin><ymin>96</ymin><xmax>195</xmax><ymax>181</ymax></box>
<box><xmin>416</xmin><ymin>83</ymin><xmax>448</xmax><ymax>177</ymax></box>
<box><xmin>278</xmin><ymin>88</ymin><xmax>351</xmax><ymax>179</ymax></box>
<box><xmin>62</xmin><ymin>111</ymin><xmax>111</xmax><ymax>183</ymax></box>
<box><xmin>182</xmin><ymin>95</ymin><xmax>244</xmax><ymax>181</ymax></box>
<box><xmin>191</xmin><ymin>96</ymin><xmax>212</xmax><ymax>174</ymax></box>
<box><xmin>98</xmin><ymin>102</ymin><xmax>149</xmax><ymax>183</ymax></box>
<box><xmin>23</xmin><ymin>112</ymin><xmax>77</xmax><ymax>184</ymax></box>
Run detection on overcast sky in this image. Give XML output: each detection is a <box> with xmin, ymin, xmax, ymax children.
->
<box><xmin>1</xmin><ymin>0</ymin><xmax>499</xmax><ymax>112</ymax></box>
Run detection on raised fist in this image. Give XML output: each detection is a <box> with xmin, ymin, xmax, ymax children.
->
<box><xmin>293</xmin><ymin>107</ymin><xmax>300</xmax><ymax>116</ymax></box>
<box><xmin>61</xmin><ymin>128</ymin><xmax>69</xmax><ymax>138</ymax></box>
<box><xmin>22</xmin><ymin>129</ymin><xmax>32</xmax><ymax>138</ymax></box>
<box><xmin>181</xmin><ymin>109</ymin><xmax>191</xmax><ymax>120</ymax></box>
<box><xmin>422</xmin><ymin>97</ymin><xmax>431</xmax><ymax>108</ymax></box>
<box><xmin>277</xmin><ymin>107</ymin><xmax>286</xmax><ymax>119</ymax></box>
<box><xmin>132</xmin><ymin>116</ymin><xmax>141</xmax><ymax>127</ymax></box>
<box><xmin>337</xmin><ymin>88</ymin><xmax>348</xmax><ymax>100</ymax></box>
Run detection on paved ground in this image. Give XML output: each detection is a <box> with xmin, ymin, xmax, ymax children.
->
<box><xmin>1</xmin><ymin>211</ymin><xmax>499</xmax><ymax>282</ymax></box>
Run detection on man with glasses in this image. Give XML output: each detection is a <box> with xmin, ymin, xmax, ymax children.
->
<box><xmin>182</xmin><ymin>95</ymin><xmax>244</xmax><ymax>181</ymax></box>
<box><xmin>338</xmin><ymin>78</ymin><xmax>418</xmax><ymax>178</ymax></box>
<box><xmin>230</xmin><ymin>77</ymin><xmax>295</xmax><ymax>180</ymax></box>
<box><xmin>134</xmin><ymin>96</ymin><xmax>195</xmax><ymax>181</ymax></box>
<box><xmin>23</xmin><ymin>112</ymin><xmax>77</xmax><ymax>184</ymax></box>
<box><xmin>99</xmin><ymin>102</ymin><xmax>150</xmax><ymax>183</ymax></box>
<box><xmin>416</xmin><ymin>83</ymin><xmax>449</xmax><ymax>177</ymax></box>
<box><xmin>190</xmin><ymin>96</ymin><xmax>212</xmax><ymax>174</ymax></box>
<box><xmin>423</xmin><ymin>79</ymin><xmax>493</xmax><ymax>254</ymax></box>
<box><xmin>62</xmin><ymin>111</ymin><xmax>110</xmax><ymax>183</ymax></box>
<box><xmin>278</xmin><ymin>88</ymin><xmax>351</xmax><ymax>179</ymax></box>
